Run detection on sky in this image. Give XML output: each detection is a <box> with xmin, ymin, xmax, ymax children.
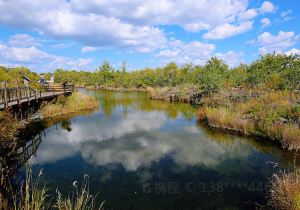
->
<box><xmin>0</xmin><ymin>0</ymin><xmax>300</xmax><ymax>72</ymax></box>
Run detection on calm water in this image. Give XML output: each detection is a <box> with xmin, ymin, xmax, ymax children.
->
<box><xmin>16</xmin><ymin>91</ymin><xmax>300</xmax><ymax>209</ymax></box>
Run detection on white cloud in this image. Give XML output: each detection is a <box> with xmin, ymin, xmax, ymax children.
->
<box><xmin>0</xmin><ymin>0</ymin><xmax>272</xmax><ymax>50</ymax></box>
<box><xmin>0</xmin><ymin>37</ymin><xmax>93</xmax><ymax>71</ymax></box>
<box><xmin>8</xmin><ymin>34</ymin><xmax>40</xmax><ymax>47</ymax></box>
<box><xmin>215</xmin><ymin>51</ymin><xmax>244</xmax><ymax>67</ymax></box>
<box><xmin>239</xmin><ymin>9</ymin><xmax>257</xmax><ymax>20</ymax></box>
<box><xmin>81</xmin><ymin>46</ymin><xmax>99</xmax><ymax>53</ymax></box>
<box><xmin>260</xmin><ymin>18</ymin><xmax>271</xmax><ymax>29</ymax></box>
<box><xmin>258</xmin><ymin>31</ymin><xmax>299</xmax><ymax>55</ymax></box>
<box><xmin>0</xmin><ymin>0</ymin><xmax>167</xmax><ymax>53</ymax></box>
<box><xmin>258</xmin><ymin>1</ymin><xmax>276</xmax><ymax>13</ymax></box>
<box><xmin>0</xmin><ymin>44</ymin><xmax>54</xmax><ymax>63</ymax></box>
<box><xmin>155</xmin><ymin>39</ymin><xmax>243</xmax><ymax>67</ymax></box>
<box><xmin>286</xmin><ymin>48</ymin><xmax>300</xmax><ymax>55</ymax></box>
<box><xmin>203</xmin><ymin>21</ymin><xmax>253</xmax><ymax>40</ymax></box>
<box><xmin>156</xmin><ymin>40</ymin><xmax>215</xmax><ymax>65</ymax></box>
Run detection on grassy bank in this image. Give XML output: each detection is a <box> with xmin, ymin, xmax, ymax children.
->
<box><xmin>41</xmin><ymin>92</ymin><xmax>99</xmax><ymax>118</ymax></box>
<box><xmin>196</xmin><ymin>89</ymin><xmax>300</xmax><ymax>150</ymax></box>
<box><xmin>269</xmin><ymin>169</ymin><xmax>300</xmax><ymax>210</ymax></box>
<box><xmin>147</xmin><ymin>85</ymin><xmax>200</xmax><ymax>103</ymax></box>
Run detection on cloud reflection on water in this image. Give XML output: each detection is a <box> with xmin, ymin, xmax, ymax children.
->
<box><xmin>30</xmin><ymin>109</ymin><xmax>251</xmax><ymax>171</ymax></box>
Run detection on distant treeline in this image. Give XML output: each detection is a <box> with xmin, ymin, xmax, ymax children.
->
<box><xmin>1</xmin><ymin>54</ymin><xmax>299</xmax><ymax>93</ymax></box>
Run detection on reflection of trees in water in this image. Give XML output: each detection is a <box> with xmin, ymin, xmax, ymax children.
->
<box><xmin>1</xmin><ymin>109</ymin><xmax>96</xmax><ymax>181</ymax></box>
<box><xmin>0</xmin><ymin>134</ymin><xmax>42</xmax><ymax>203</ymax></box>
<box><xmin>97</xmin><ymin>91</ymin><xmax>196</xmax><ymax>120</ymax></box>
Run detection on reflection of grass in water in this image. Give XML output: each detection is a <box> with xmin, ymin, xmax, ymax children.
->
<box><xmin>197</xmin><ymin>122</ymin><xmax>300</xmax><ymax>169</ymax></box>
<box><xmin>0</xmin><ymin>165</ymin><xmax>104</xmax><ymax>210</ymax></box>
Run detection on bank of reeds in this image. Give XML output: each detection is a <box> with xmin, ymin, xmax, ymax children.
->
<box><xmin>0</xmin><ymin>165</ymin><xmax>104</xmax><ymax>210</ymax></box>
<box><xmin>269</xmin><ymin>169</ymin><xmax>300</xmax><ymax>210</ymax></box>
<box><xmin>147</xmin><ymin>85</ymin><xmax>200</xmax><ymax>103</ymax></box>
<box><xmin>41</xmin><ymin>92</ymin><xmax>99</xmax><ymax>118</ymax></box>
<box><xmin>196</xmin><ymin>90</ymin><xmax>300</xmax><ymax>150</ymax></box>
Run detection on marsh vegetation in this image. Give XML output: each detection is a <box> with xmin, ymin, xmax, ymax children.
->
<box><xmin>1</xmin><ymin>53</ymin><xmax>300</xmax><ymax>209</ymax></box>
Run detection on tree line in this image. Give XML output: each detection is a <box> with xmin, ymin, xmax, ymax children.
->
<box><xmin>0</xmin><ymin>54</ymin><xmax>299</xmax><ymax>93</ymax></box>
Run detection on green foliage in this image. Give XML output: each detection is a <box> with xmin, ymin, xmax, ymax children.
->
<box><xmin>247</xmin><ymin>53</ymin><xmax>300</xmax><ymax>90</ymax></box>
<box><xmin>1</xmin><ymin>54</ymin><xmax>299</xmax><ymax>92</ymax></box>
<box><xmin>196</xmin><ymin>58</ymin><xmax>229</xmax><ymax>94</ymax></box>
<box><xmin>228</xmin><ymin>64</ymin><xmax>248</xmax><ymax>87</ymax></box>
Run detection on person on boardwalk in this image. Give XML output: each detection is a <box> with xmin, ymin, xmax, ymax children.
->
<box><xmin>40</xmin><ymin>74</ymin><xmax>45</xmax><ymax>85</ymax></box>
<box><xmin>50</xmin><ymin>73</ymin><xmax>55</xmax><ymax>84</ymax></box>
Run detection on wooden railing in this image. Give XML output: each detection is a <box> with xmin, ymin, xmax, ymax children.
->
<box><xmin>0</xmin><ymin>83</ymin><xmax>74</xmax><ymax>109</ymax></box>
<box><xmin>0</xmin><ymin>86</ymin><xmax>37</xmax><ymax>107</ymax></box>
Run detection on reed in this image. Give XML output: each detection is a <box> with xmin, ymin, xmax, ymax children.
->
<box><xmin>41</xmin><ymin>92</ymin><xmax>99</xmax><ymax>118</ymax></box>
<box><xmin>0</xmin><ymin>165</ymin><xmax>104</xmax><ymax>210</ymax></box>
<box><xmin>0</xmin><ymin>110</ymin><xmax>22</xmax><ymax>142</ymax></box>
<box><xmin>269</xmin><ymin>169</ymin><xmax>300</xmax><ymax>210</ymax></box>
<box><xmin>196</xmin><ymin>90</ymin><xmax>300</xmax><ymax>150</ymax></box>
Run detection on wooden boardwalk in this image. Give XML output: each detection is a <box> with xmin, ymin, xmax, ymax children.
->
<box><xmin>0</xmin><ymin>85</ymin><xmax>73</xmax><ymax>110</ymax></box>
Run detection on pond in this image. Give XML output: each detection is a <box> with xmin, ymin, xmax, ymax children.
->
<box><xmin>15</xmin><ymin>91</ymin><xmax>300</xmax><ymax>209</ymax></box>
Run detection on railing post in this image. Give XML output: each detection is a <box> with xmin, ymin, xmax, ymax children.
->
<box><xmin>35</xmin><ymin>89</ymin><xmax>37</xmax><ymax>101</ymax></box>
<box><xmin>2</xmin><ymin>81</ymin><xmax>8</xmax><ymax>108</ymax></box>
<box><xmin>25</xmin><ymin>84</ymin><xmax>30</xmax><ymax>104</ymax></box>
<box><xmin>16</xmin><ymin>86</ymin><xmax>20</xmax><ymax>106</ymax></box>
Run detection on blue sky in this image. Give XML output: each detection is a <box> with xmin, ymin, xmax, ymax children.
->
<box><xmin>0</xmin><ymin>0</ymin><xmax>299</xmax><ymax>72</ymax></box>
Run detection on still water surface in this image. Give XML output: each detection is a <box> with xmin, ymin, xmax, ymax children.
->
<box><xmin>19</xmin><ymin>91</ymin><xmax>300</xmax><ymax>209</ymax></box>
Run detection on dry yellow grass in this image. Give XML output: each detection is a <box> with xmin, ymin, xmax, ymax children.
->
<box><xmin>0</xmin><ymin>110</ymin><xmax>22</xmax><ymax>142</ymax></box>
<box><xmin>269</xmin><ymin>169</ymin><xmax>300</xmax><ymax>210</ymax></box>
<box><xmin>281</xmin><ymin>124</ymin><xmax>300</xmax><ymax>150</ymax></box>
<box><xmin>196</xmin><ymin>90</ymin><xmax>300</xmax><ymax>150</ymax></box>
<box><xmin>198</xmin><ymin>107</ymin><xmax>254</xmax><ymax>135</ymax></box>
<box><xmin>42</xmin><ymin>92</ymin><xmax>99</xmax><ymax>118</ymax></box>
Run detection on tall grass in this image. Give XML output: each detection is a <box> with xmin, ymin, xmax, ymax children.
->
<box><xmin>1</xmin><ymin>165</ymin><xmax>104</xmax><ymax>210</ymax></box>
<box><xmin>55</xmin><ymin>175</ymin><xmax>104</xmax><ymax>210</ymax></box>
<box><xmin>42</xmin><ymin>92</ymin><xmax>99</xmax><ymax>118</ymax></box>
<box><xmin>0</xmin><ymin>110</ymin><xmax>22</xmax><ymax>142</ymax></box>
<box><xmin>196</xmin><ymin>90</ymin><xmax>300</xmax><ymax>150</ymax></box>
<box><xmin>269</xmin><ymin>169</ymin><xmax>300</xmax><ymax>210</ymax></box>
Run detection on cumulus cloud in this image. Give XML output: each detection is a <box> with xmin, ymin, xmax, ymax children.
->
<box><xmin>258</xmin><ymin>31</ymin><xmax>300</xmax><ymax>55</ymax></box>
<box><xmin>258</xmin><ymin>1</ymin><xmax>276</xmax><ymax>13</ymax></box>
<box><xmin>0</xmin><ymin>0</ymin><xmax>167</xmax><ymax>53</ymax></box>
<box><xmin>215</xmin><ymin>51</ymin><xmax>244</xmax><ymax>67</ymax></box>
<box><xmin>155</xmin><ymin>39</ymin><xmax>243</xmax><ymax>67</ymax></box>
<box><xmin>0</xmin><ymin>37</ymin><xmax>93</xmax><ymax>71</ymax></box>
<box><xmin>0</xmin><ymin>0</ymin><xmax>273</xmax><ymax>51</ymax></box>
<box><xmin>203</xmin><ymin>21</ymin><xmax>253</xmax><ymax>40</ymax></box>
<box><xmin>155</xmin><ymin>40</ymin><xmax>215</xmax><ymax>65</ymax></box>
<box><xmin>0</xmin><ymin>44</ymin><xmax>54</xmax><ymax>63</ymax></box>
<box><xmin>260</xmin><ymin>18</ymin><xmax>271</xmax><ymax>29</ymax></box>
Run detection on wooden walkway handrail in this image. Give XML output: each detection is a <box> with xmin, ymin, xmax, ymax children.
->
<box><xmin>0</xmin><ymin>84</ymin><xmax>73</xmax><ymax>110</ymax></box>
